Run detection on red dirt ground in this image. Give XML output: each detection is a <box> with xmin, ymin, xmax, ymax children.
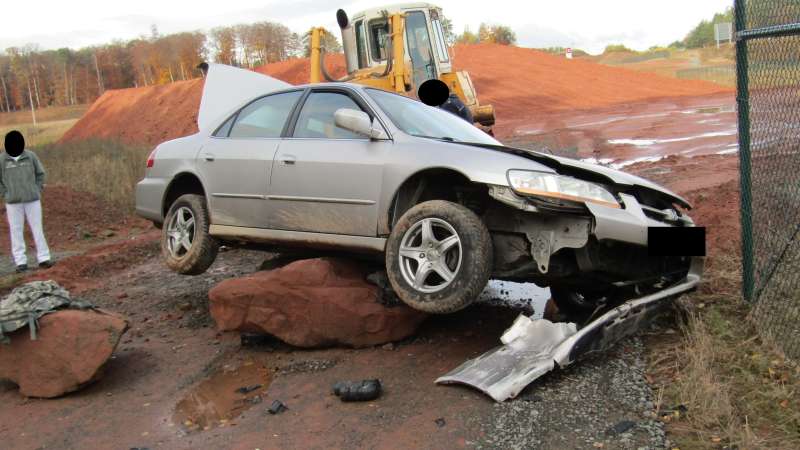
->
<box><xmin>0</xmin><ymin>185</ymin><xmax>149</xmax><ymax>256</ymax></box>
<box><xmin>60</xmin><ymin>44</ymin><xmax>731</xmax><ymax>147</ymax></box>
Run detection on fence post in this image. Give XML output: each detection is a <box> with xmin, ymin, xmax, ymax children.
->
<box><xmin>734</xmin><ymin>0</ymin><xmax>755</xmax><ymax>302</ymax></box>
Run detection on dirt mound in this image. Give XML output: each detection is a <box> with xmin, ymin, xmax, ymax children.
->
<box><xmin>59</xmin><ymin>79</ymin><xmax>203</xmax><ymax>146</ymax></box>
<box><xmin>254</xmin><ymin>54</ymin><xmax>346</xmax><ymax>84</ymax></box>
<box><xmin>59</xmin><ymin>56</ymin><xmax>346</xmax><ymax>147</ymax></box>
<box><xmin>452</xmin><ymin>44</ymin><xmax>731</xmax><ymax>135</ymax></box>
<box><xmin>60</xmin><ymin>44</ymin><xmax>730</xmax><ymax>147</ymax></box>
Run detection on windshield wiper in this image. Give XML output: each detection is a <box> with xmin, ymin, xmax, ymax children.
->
<box><xmin>411</xmin><ymin>134</ymin><xmax>458</xmax><ymax>142</ymax></box>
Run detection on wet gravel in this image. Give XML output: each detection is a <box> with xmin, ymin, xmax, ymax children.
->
<box><xmin>473</xmin><ymin>338</ymin><xmax>669</xmax><ymax>450</ymax></box>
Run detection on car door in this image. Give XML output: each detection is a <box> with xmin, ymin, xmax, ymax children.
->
<box><xmin>197</xmin><ymin>90</ymin><xmax>303</xmax><ymax>228</ymax></box>
<box><xmin>267</xmin><ymin>89</ymin><xmax>390</xmax><ymax>236</ymax></box>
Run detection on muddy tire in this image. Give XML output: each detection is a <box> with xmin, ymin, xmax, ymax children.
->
<box><xmin>161</xmin><ymin>194</ymin><xmax>218</xmax><ymax>275</ymax></box>
<box><xmin>385</xmin><ymin>200</ymin><xmax>492</xmax><ymax>314</ymax></box>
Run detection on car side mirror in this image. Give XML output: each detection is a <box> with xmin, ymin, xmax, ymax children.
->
<box><xmin>334</xmin><ymin>108</ymin><xmax>389</xmax><ymax>140</ymax></box>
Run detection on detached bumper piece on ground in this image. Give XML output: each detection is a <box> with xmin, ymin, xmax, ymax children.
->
<box><xmin>437</xmin><ymin>257</ymin><xmax>703</xmax><ymax>401</ymax></box>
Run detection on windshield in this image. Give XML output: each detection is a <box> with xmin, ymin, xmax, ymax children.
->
<box><xmin>366</xmin><ymin>88</ymin><xmax>500</xmax><ymax>145</ymax></box>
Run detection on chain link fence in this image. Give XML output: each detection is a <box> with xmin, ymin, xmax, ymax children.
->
<box><xmin>736</xmin><ymin>0</ymin><xmax>800</xmax><ymax>357</ymax></box>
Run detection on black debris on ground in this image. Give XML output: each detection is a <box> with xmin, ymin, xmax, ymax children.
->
<box><xmin>267</xmin><ymin>400</ymin><xmax>288</xmax><ymax>415</ymax></box>
<box><xmin>332</xmin><ymin>379</ymin><xmax>382</xmax><ymax>402</ymax></box>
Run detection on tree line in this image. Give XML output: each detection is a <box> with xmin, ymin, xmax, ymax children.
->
<box><xmin>0</xmin><ymin>22</ymin><xmax>342</xmax><ymax>113</ymax></box>
<box><xmin>450</xmin><ymin>22</ymin><xmax>517</xmax><ymax>46</ymax></box>
<box><xmin>0</xmin><ymin>16</ymin><xmax>518</xmax><ymax>114</ymax></box>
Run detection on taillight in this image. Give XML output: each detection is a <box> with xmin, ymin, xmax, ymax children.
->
<box><xmin>146</xmin><ymin>148</ymin><xmax>157</xmax><ymax>168</ymax></box>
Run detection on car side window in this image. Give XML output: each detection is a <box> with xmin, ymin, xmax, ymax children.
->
<box><xmin>213</xmin><ymin>114</ymin><xmax>236</xmax><ymax>137</ymax></box>
<box><xmin>228</xmin><ymin>91</ymin><xmax>303</xmax><ymax>139</ymax></box>
<box><xmin>293</xmin><ymin>92</ymin><xmax>367</xmax><ymax>139</ymax></box>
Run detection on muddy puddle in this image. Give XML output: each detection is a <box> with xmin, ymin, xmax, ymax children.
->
<box><xmin>174</xmin><ymin>360</ymin><xmax>271</xmax><ymax>431</ymax></box>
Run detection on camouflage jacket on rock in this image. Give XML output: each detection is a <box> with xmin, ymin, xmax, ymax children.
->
<box><xmin>0</xmin><ymin>280</ymin><xmax>92</xmax><ymax>344</ymax></box>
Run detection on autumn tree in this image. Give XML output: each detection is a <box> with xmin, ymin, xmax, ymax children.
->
<box><xmin>455</xmin><ymin>26</ymin><xmax>480</xmax><ymax>44</ymax></box>
<box><xmin>210</xmin><ymin>26</ymin><xmax>237</xmax><ymax>65</ymax></box>
<box><xmin>0</xmin><ymin>19</ymin><xmax>306</xmax><ymax>112</ymax></box>
<box><xmin>302</xmin><ymin>28</ymin><xmax>342</xmax><ymax>57</ymax></box>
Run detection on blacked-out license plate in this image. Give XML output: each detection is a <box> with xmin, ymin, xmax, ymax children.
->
<box><xmin>648</xmin><ymin>227</ymin><xmax>706</xmax><ymax>256</ymax></box>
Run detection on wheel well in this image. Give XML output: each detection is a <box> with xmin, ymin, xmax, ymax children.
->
<box><xmin>388</xmin><ymin>169</ymin><xmax>489</xmax><ymax>229</ymax></box>
<box><xmin>162</xmin><ymin>173</ymin><xmax>206</xmax><ymax>218</ymax></box>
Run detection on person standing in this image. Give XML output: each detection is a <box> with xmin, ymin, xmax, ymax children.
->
<box><xmin>0</xmin><ymin>130</ymin><xmax>52</xmax><ymax>272</ymax></box>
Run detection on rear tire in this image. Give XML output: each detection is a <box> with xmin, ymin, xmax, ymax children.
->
<box><xmin>385</xmin><ymin>200</ymin><xmax>492</xmax><ymax>314</ymax></box>
<box><xmin>162</xmin><ymin>194</ymin><xmax>218</xmax><ymax>275</ymax></box>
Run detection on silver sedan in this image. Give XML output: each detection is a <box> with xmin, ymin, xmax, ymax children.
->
<box><xmin>136</xmin><ymin>80</ymin><xmax>702</xmax><ymax>315</ymax></box>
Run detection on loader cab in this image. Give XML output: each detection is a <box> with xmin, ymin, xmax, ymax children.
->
<box><xmin>347</xmin><ymin>3</ymin><xmax>453</xmax><ymax>87</ymax></box>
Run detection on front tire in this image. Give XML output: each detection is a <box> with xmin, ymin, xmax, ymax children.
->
<box><xmin>162</xmin><ymin>194</ymin><xmax>219</xmax><ymax>275</ymax></box>
<box><xmin>385</xmin><ymin>200</ymin><xmax>492</xmax><ymax>314</ymax></box>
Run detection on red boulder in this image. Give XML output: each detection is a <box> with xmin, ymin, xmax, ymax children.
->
<box><xmin>0</xmin><ymin>309</ymin><xmax>128</xmax><ymax>398</ymax></box>
<box><xmin>209</xmin><ymin>258</ymin><xmax>427</xmax><ymax>348</ymax></box>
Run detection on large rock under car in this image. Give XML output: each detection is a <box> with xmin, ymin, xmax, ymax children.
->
<box><xmin>0</xmin><ymin>309</ymin><xmax>128</xmax><ymax>398</ymax></box>
<box><xmin>209</xmin><ymin>258</ymin><xmax>427</xmax><ymax>348</ymax></box>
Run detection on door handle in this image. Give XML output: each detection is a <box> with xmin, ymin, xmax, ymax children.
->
<box><xmin>203</xmin><ymin>153</ymin><xmax>216</xmax><ymax>162</ymax></box>
<box><xmin>279</xmin><ymin>154</ymin><xmax>296</xmax><ymax>165</ymax></box>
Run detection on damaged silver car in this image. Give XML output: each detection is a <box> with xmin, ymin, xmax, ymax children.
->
<box><xmin>136</xmin><ymin>65</ymin><xmax>702</xmax><ymax>318</ymax></box>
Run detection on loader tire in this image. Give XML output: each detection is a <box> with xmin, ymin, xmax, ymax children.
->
<box><xmin>386</xmin><ymin>200</ymin><xmax>492</xmax><ymax>314</ymax></box>
<box><xmin>162</xmin><ymin>194</ymin><xmax>218</xmax><ymax>275</ymax></box>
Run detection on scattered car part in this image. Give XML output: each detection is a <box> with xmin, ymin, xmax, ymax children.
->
<box><xmin>267</xmin><ymin>400</ymin><xmax>288</xmax><ymax>415</ymax></box>
<box><xmin>332</xmin><ymin>379</ymin><xmax>382</xmax><ymax>402</ymax></box>
<box><xmin>235</xmin><ymin>384</ymin><xmax>261</xmax><ymax>395</ymax></box>
<box><xmin>437</xmin><ymin>257</ymin><xmax>702</xmax><ymax>401</ymax></box>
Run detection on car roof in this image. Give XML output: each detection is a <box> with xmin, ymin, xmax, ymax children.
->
<box><xmin>290</xmin><ymin>82</ymin><xmax>369</xmax><ymax>91</ymax></box>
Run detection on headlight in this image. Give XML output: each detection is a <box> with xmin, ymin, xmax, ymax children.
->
<box><xmin>507</xmin><ymin>170</ymin><xmax>620</xmax><ymax>209</ymax></box>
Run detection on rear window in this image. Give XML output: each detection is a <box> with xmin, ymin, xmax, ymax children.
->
<box><xmin>228</xmin><ymin>91</ymin><xmax>303</xmax><ymax>139</ymax></box>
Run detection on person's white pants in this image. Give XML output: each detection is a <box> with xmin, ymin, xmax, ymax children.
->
<box><xmin>6</xmin><ymin>200</ymin><xmax>50</xmax><ymax>266</ymax></box>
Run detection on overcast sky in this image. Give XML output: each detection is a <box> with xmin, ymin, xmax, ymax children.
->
<box><xmin>1</xmin><ymin>0</ymin><xmax>733</xmax><ymax>55</ymax></box>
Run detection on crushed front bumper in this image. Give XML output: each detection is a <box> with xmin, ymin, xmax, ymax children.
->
<box><xmin>436</xmin><ymin>256</ymin><xmax>704</xmax><ymax>402</ymax></box>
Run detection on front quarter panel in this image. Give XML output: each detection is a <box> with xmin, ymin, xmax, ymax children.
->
<box><xmin>377</xmin><ymin>135</ymin><xmax>556</xmax><ymax>234</ymax></box>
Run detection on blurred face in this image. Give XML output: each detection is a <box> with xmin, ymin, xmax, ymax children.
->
<box><xmin>4</xmin><ymin>130</ymin><xmax>24</xmax><ymax>157</ymax></box>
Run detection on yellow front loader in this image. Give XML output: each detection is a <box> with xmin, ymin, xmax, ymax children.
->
<box><xmin>309</xmin><ymin>3</ymin><xmax>495</xmax><ymax>127</ymax></box>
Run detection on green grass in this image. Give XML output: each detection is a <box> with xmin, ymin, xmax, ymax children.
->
<box><xmin>0</xmin><ymin>104</ymin><xmax>88</xmax><ymax>126</ymax></box>
<box><xmin>34</xmin><ymin>139</ymin><xmax>150</xmax><ymax>211</ymax></box>
<box><xmin>0</xmin><ymin>119</ymin><xmax>80</xmax><ymax>148</ymax></box>
<box><xmin>649</xmin><ymin>254</ymin><xmax>800</xmax><ymax>449</ymax></box>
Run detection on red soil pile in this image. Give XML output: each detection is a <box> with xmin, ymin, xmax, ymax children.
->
<box><xmin>60</xmin><ymin>79</ymin><xmax>203</xmax><ymax>146</ymax></box>
<box><xmin>452</xmin><ymin>44</ymin><xmax>731</xmax><ymax>128</ymax></box>
<box><xmin>254</xmin><ymin>53</ymin><xmax>346</xmax><ymax>84</ymax></box>
<box><xmin>60</xmin><ymin>44</ymin><xmax>731</xmax><ymax>147</ymax></box>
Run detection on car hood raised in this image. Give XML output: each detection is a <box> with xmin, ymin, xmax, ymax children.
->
<box><xmin>197</xmin><ymin>63</ymin><xmax>291</xmax><ymax>133</ymax></box>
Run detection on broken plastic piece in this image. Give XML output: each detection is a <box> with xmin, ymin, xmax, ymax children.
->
<box><xmin>437</xmin><ymin>316</ymin><xmax>576</xmax><ymax>402</ymax></box>
<box><xmin>437</xmin><ymin>264</ymin><xmax>702</xmax><ymax>402</ymax></box>
<box><xmin>332</xmin><ymin>379</ymin><xmax>382</xmax><ymax>402</ymax></box>
<box><xmin>267</xmin><ymin>399</ymin><xmax>288</xmax><ymax>415</ymax></box>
